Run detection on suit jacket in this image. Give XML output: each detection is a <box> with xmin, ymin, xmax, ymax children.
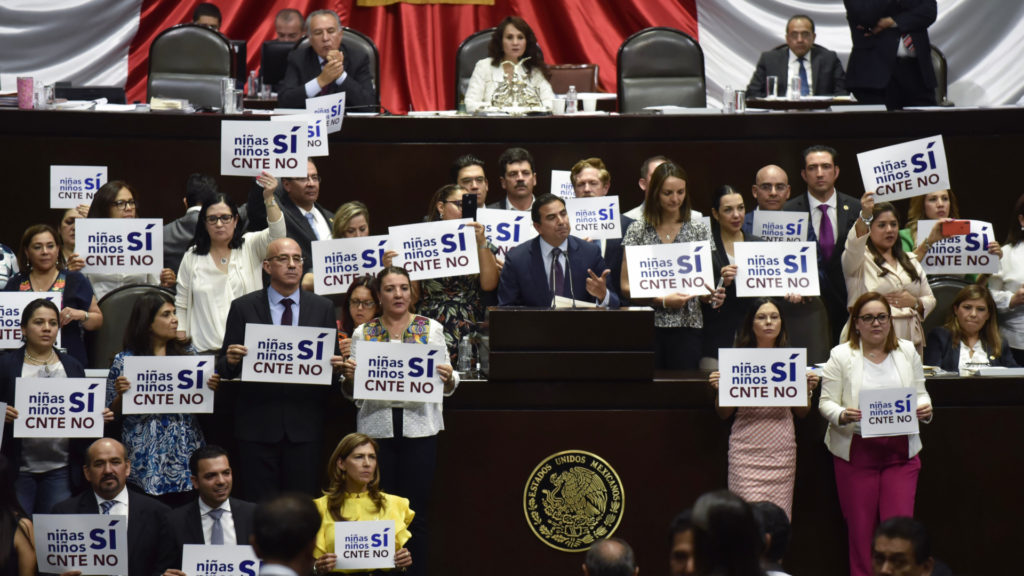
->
<box><xmin>247</xmin><ymin>183</ymin><xmax>334</xmax><ymax>275</ymax></box>
<box><xmin>746</xmin><ymin>44</ymin><xmax>848</xmax><ymax>97</ymax></box>
<box><xmin>844</xmin><ymin>0</ymin><xmax>937</xmax><ymax>90</ymax></box>
<box><xmin>923</xmin><ymin>327</ymin><xmax>1018</xmax><ymax>373</ymax></box>
<box><xmin>603</xmin><ymin>214</ymin><xmax>634</xmax><ymax>306</ymax></box>
<box><xmin>277</xmin><ymin>44</ymin><xmax>377</xmax><ymax>110</ymax></box>
<box><xmin>50</xmin><ymin>489</ymin><xmax>175</xmax><ymax>576</ymax></box>
<box><xmin>167</xmin><ymin>497</ymin><xmax>256</xmax><ymax>566</ymax></box>
<box><xmin>216</xmin><ymin>288</ymin><xmax>340</xmax><ymax>443</ymax></box>
<box><xmin>485</xmin><ymin>197</ymin><xmax>532</xmax><ymax>211</ymax></box>
<box><xmin>497</xmin><ymin>236</ymin><xmax>620</xmax><ymax>308</ymax></box>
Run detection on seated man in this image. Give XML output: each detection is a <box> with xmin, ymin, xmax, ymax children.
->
<box><xmin>498</xmin><ymin>193</ymin><xmax>619</xmax><ymax>308</ymax></box>
<box><xmin>275</xmin><ymin>8</ymin><xmax>304</xmax><ymax>42</ymax></box>
<box><xmin>746</xmin><ymin>14</ymin><xmax>847</xmax><ymax>98</ymax></box>
<box><xmin>872</xmin><ymin>517</ymin><xmax>937</xmax><ymax>576</ymax></box>
<box><xmin>277</xmin><ymin>9</ymin><xmax>377</xmax><ymax>111</ymax></box>
<box><xmin>192</xmin><ymin>3</ymin><xmax>221</xmax><ymax>31</ymax></box>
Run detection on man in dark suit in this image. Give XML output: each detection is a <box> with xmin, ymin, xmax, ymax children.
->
<box><xmin>498</xmin><ymin>194</ymin><xmax>619</xmax><ymax>308</ymax></box>
<box><xmin>742</xmin><ymin>164</ymin><xmax>791</xmax><ymax>236</ymax></box>
<box><xmin>251</xmin><ymin>494</ymin><xmax>320</xmax><ymax>576</ymax></box>
<box><xmin>217</xmin><ymin>238</ymin><xmax>343</xmax><ymax>502</ymax></box>
<box><xmin>51</xmin><ymin>438</ymin><xmax>174</xmax><ymax>576</ymax></box>
<box><xmin>164</xmin><ymin>173</ymin><xmax>219</xmax><ymax>274</ymax></box>
<box><xmin>277</xmin><ymin>9</ymin><xmax>377</xmax><ymax>110</ymax></box>
<box><xmin>844</xmin><ymin>0</ymin><xmax>937</xmax><ymax>109</ymax></box>
<box><xmin>164</xmin><ymin>446</ymin><xmax>256</xmax><ymax>574</ymax></box>
<box><xmin>486</xmin><ymin>147</ymin><xmax>537</xmax><ymax>212</ymax></box>
<box><xmin>784</xmin><ymin>145</ymin><xmax>861</xmax><ymax>345</ymax></box>
<box><xmin>747</xmin><ymin>15</ymin><xmax>847</xmax><ymax>98</ymax></box>
<box><xmin>570</xmin><ymin>157</ymin><xmax>633</xmax><ymax>305</ymax></box>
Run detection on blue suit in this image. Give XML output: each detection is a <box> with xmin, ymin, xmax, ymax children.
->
<box><xmin>498</xmin><ymin>236</ymin><xmax>620</xmax><ymax>308</ymax></box>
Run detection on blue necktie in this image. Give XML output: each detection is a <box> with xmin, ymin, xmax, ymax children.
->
<box><xmin>100</xmin><ymin>500</ymin><xmax>115</xmax><ymax>514</ymax></box>
<box><xmin>306</xmin><ymin>212</ymin><xmax>321</xmax><ymax>240</ymax></box>
<box><xmin>798</xmin><ymin>57</ymin><xmax>810</xmax><ymax>96</ymax></box>
<box><xmin>208</xmin><ymin>508</ymin><xmax>225</xmax><ymax>545</ymax></box>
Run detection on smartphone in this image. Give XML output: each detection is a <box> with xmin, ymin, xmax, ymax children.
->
<box><xmin>941</xmin><ymin>220</ymin><xmax>969</xmax><ymax>237</ymax></box>
<box><xmin>461</xmin><ymin>193</ymin><xmax>478</xmax><ymax>221</ymax></box>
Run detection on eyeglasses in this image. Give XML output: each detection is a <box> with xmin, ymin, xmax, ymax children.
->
<box><xmin>756</xmin><ymin>183</ymin><xmax>789</xmax><ymax>193</ymax></box>
<box><xmin>113</xmin><ymin>200</ymin><xmax>136</xmax><ymax>211</ymax></box>
<box><xmin>289</xmin><ymin>175</ymin><xmax>321</xmax><ymax>184</ymax></box>
<box><xmin>442</xmin><ymin>200</ymin><xmax>463</xmax><ymax>208</ymax></box>
<box><xmin>267</xmin><ymin>255</ymin><xmax>304</xmax><ymax>264</ymax></box>
<box><xmin>857</xmin><ymin>313</ymin><xmax>890</xmax><ymax>325</ymax></box>
<box><xmin>350</xmin><ymin>298</ymin><xmax>377</xmax><ymax>309</ymax></box>
<box><xmin>205</xmin><ymin>214</ymin><xmax>236</xmax><ymax>225</ymax></box>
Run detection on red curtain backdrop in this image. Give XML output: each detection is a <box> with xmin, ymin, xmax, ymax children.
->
<box><xmin>127</xmin><ymin>0</ymin><xmax>698</xmax><ymax>112</ymax></box>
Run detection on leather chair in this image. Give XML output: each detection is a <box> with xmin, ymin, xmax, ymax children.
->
<box><xmin>617</xmin><ymin>27</ymin><xmax>706</xmax><ymax>112</ymax></box>
<box><xmin>931</xmin><ymin>44</ymin><xmax>951</xmax><ymax>106</ymax></box>
<box><xmin>295</xmin><ymin>27</ymin><xmax>381</xmax><ymax>107</ymax></box>
<box><xmin>455</xmin><ymin>27</ymin><xmax>495</xmax><ymax>109</ymax></box>
<box><xmin>923</xmin><ymin>276</ymin><xmax>970</xmax><ymax>337</ymax></box>
<box><xmin>549</xmin><ymin>64</ymin><xmax>599</xmax><ymax>94</ymax></box>
<box><xmin>148</xmin><ymin>24</ymin><xmax>234</xmax><ymax>108</ymax></box>
<box><xmin>260</xmin><ymin>40</ymin><xmax>297</xmax><ymax>90</ymax></box>
<box><xmin>89</xmin><ymin>284</ymin><xmax>175</xmax><ymax>369</ymax></box>
<box><xmin>778</xmin><ymin>296</ymin><xmax>833</xmax><ymax>365</ymax></box>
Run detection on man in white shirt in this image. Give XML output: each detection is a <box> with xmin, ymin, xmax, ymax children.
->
<box><xmin>745</xmin><ymin>15</ymin><xmax>848</xmax><ymax>98</ymax></box>
<box><xmin>743</xmin><ymin>164</ymin><xmax>792</xmax><ymax>235</ymax></box>
<box><xmin>252</xmin><ymin>494</ymin><xmax>320</xmax><ymax>576</ymax></box>
<box><xmin>486</xmin><ymin>147</ymin><xmax>537</xmax><ymax>211</ymax></box>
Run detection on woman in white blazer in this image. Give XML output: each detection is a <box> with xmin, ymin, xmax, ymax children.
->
<box><xmin>463</xmin><ymin>16</ymin><xmax>554</xmax><ymax>113</ymax></box>
<box><xmin>819</xmin><ymin>291</ymin><xmax>933</xmax><ymax>576</ymax></box>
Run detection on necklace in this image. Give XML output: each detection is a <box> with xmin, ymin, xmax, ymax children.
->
<box><xmin>25</xmin><ymin>349</ymin><xmax>56</xmax><ymax>365</ymax></box>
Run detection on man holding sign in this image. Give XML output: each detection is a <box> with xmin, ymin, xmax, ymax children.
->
<box><xmin>218</xmin><ymin>238</ymin><xmax>343</xmax><ymax>502</ymax></box>
<box><xmin>571</xmin><ymin>157</ymin><xmax>634</xmax><ymax>305</ymax></box>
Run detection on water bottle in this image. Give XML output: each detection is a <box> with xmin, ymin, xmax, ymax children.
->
<box><xmin>457</xmin><ymin>335</ymin><xmax>474</xmax><ymax>376</ymax></box>
<box><xmin>723</xmin><ymin>85</ymin><xmax>735</xmax><ymax>113</ymax></box>
<box><xmin>565</xmin><ymin>85</ymin><xmax>578</xmax><ymax>115</ymax></box>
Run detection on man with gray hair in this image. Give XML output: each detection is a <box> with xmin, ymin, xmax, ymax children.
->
<box><xmin>278</xmin><ymin>9</ymin><xmax>377</xmax><ymax>110</ymax></box>
<box><xmin>583</xmin><ymin>537</ymin><xmax>639</xmax><ymax>576</ymax></box>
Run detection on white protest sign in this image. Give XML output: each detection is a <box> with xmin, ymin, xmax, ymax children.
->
<box><xmin>0</xmin><ymin>293</ymin><xmax>62</xmax><ymax>349</ymax></box>
<box><xmin>270</xmin><ymin>113</ymin><xmax>328</xmax><ymax>157</ymax></box>
<box><xmin>50</xmin><ymin>165</ymin><xmax>107</xmax><ymax>208</ymax></box>
<box><xmin>13</xmin><ymin>378</ymin><xmax>105</xmax><ymax>438</ymax></box>
<box><xmin>122</xmin><ymin>355</ymin><xmax>215</xmax><ymax>414</ymax></box>
<box><xmin>624</xmin><ymin>241</ymin><xmax>714</xmax><ymax>298</ymax></box>
<box><xmin>550</xmin><ymin>169</ymin><xmax>575</xmax><ymax>199</ymax></box>
<box><xmin>305</xmin><ymin>91</ymin><xmax>347</xmax><ymax>133</ymax></box>
<box><xmin>476</xmin><ymin>208</ymin><xmax>537</xmax><ymax>262</ymax></box>
<box><xmin>718</xmin><ymin>348</ymin><xmax>807</xmax><ymax>407</ymax></box>
<box><xmin>0</xmin><ymin>402</ymin><xmax>5</xmax><ymax>449</ymax></box>
<box><xmin>220</xmin><ymin>119</ymin><xmax>307</xmax><ymax>177</ymax></box>
<box><xmin>565</xmin><ymin>196</ymin><xmax>622</xmax><ymax>240</ymax></box>
<box><xmin>915</xmin><ymin>220</ymin><xmax>999</xmax><ymax>274</ymax></box>
<box><xmin>734</xmin><ymin>241</ymin><xmax>820</xmax><ymax>297</ymax></box>
<box><xmin>34</xmin><ymin>514</ymin><xmax>129</xmax><ymax>575</ymax></box>
<box><xmin>389</xmin><ymin>219</ymin><xmax>480</xmax><ymax>281</ymax></box>
<box><xmin>333</xmin><ymin>520</ymin><xmax>396</xmax><ymax>570</ymax></box>
<box><xmin>751</xmin><ymin>211</ymin><xmax>809</xmax><ymax>242</ymax></box>
<box><xmin>75</xmin><ymin>218</ymin><xmax>163</xmax><ymax>275</ymax></box>
<box><xmin>860</xmin><ymin>387</ymin><xmax>919</xmax><ymax>438</ymax></box>
<box><xmin>182</xmin><ymin>544</ymin><xmax>260</xmax><ymax>576</ymax></box>
<box><xmin>311</xmin><ymin>235</ymin><xmax>390</xmax><ymax>295</ymax></box>
<box><xmin>857</xmin><ymin>135</ymin><xmax>950</xmax><ymax>202</ymax></box>
<box><xmin>241</xmin><ymin>324</ymin><xmax>335</xmax><ymax>385</ymax></box>
<box><xmin>353</xmin><ymin>341</ymin><xmax>446</xmax><ymax>403</ymax></box>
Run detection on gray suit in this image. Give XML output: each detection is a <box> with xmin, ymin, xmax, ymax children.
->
<box><xmin>746</xmin><ymin>44</ymin><xmax>848</xmax><ymax>97</ymax></box>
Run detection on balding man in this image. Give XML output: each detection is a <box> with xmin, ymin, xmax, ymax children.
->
<box><xmin>275</xmin><ymin>8</ymin><xmax>304</xmax><ymax>42</ymax></box>
<box><xmin>217</xmin><ymin>238</ymin><xmax>343</xmax><ymax>502</ymax></box>
<box><xmin>743</xmin><ymin>164</ymin><xmax>791</xmax><ymax>235</ymax></box>
<box><xmin>583</xmin><ymin>537</ymin><xmax>639</xmax><ymax>576</ymax></box>
<box><xmin>746</xmin><ymin>14</ymin><xmax>847</xmax><ymax>98</ymax></box>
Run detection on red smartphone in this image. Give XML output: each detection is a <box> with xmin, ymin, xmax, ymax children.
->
<box><xmin>941</xmin><ymin>220</ymin><xmax>970</xmax><ymax>237</ymax></box>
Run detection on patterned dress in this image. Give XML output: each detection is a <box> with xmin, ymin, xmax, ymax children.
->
<box><xmin>105</xmin><ymin>350</ymin><xmax>205</xmax><ymax>495</ymax></box>
<box><xmin>417</xmin><ymin>241</ymin><xmax>496</xmax><ymax>362</ymax></box>
<box><xmin>727</xmin><ymin>407</ymin><xmax>797</xmax><ymax>518</ymax></box>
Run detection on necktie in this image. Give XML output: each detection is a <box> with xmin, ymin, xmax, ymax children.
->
<box><xmin>306</xmin><ymin>212</ymin><xmax>321</xmax><ymax>240</ymax></box>
<box><xmin>208</xmin><ymin>508</ymin><xmax>225</xmax><ymax>545</ymax></box>
<box><xmin>281</xmin><ymin>297</ymin><xmax>294</xmax><ymax>326</ymax></box>
<box><xmin>100</xmin><ymin>500</ymin><xmax>115</xmax><ymax>514</ymax></box>
<box><xmin>798</xmin><ymin>57</ymin><xmax>810</xmax><ymax>96</ymax></box>
<box><xmin>902</xmin><ymin>34</ymin><xmax>916</xmax><ymax>57</ymax></box>
<box><xmin>818</xmin><ymin>204</ymin><xmax>834</xmax><ymax>261</ymax></box>
<box><xmin>550</xmin><ymin>247</ymin><xmax>566</xmax><ymax>297</ymax></box>
<box><xmin>318</xmin><ymin>59</ymin><xmax>329</xmax><ymax>96</ymax></box>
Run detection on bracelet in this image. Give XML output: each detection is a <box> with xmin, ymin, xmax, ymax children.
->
<box><xmin>860</xmin><ymin>213</ymin><xmax>874</xmax><ymax>226</ymax></box>
<box><xmin>84</xmin><ymin>311</ymin><xmax>89</xmax><ymax>322</ymax></box>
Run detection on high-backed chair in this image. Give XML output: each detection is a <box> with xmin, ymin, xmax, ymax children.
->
<box><xmin>923</xmin><ymin>276</ymin><xmax>970</xmax><ymax>337</ymax></box>
<box><xmin>148</xmin><ymin>23</ymin><xmax>233</xmax><ymax>108</ymax></box>
<box><xmin>617</xmin><ymin>27</ymin><xmax>706</xmax><ymax>112</ymax></box>
<box><xmin>294</xmin><ymin>27</ymin><xmax>381</xmax><ymax>107</ymax></box>
<box><xmin>549</xmin><ymin>64</ymin><xmax>599</xmax><ymax>94</ymax></box>
<box><xmin>260</xmin><ymin>40</ymin><xmax>298</xmax><ymax>90</ymax></box>
<box><xmin>778</xmin><ymin>296</ymin><xmax>833</xmax><ymax>365</ymax></box>
<box><xmin>90</xmin><ymin>284</ymin><xmax>175</xmax><ymax>369</ymax></box>
<box><xmin>455</xmin><ymin>27</ymin><xmax>495</xmax><ymax>108</ymax></box>
<box><xmin>931</xmin><ymin>44</ymin><xmax>950</xmax><ymax>106</ymax></box>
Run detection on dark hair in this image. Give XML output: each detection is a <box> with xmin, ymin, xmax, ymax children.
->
<box><xmin>640</xmin><ymin>155</ymin><xmax>669</xmax><ymax>181</ymax></box>
<box><xmin>192</xmin><ymin>3</ymin><xmax>222</xmax><ymax>25</ymax></box>
<box><xmin>711</xmin><ymin>184</ymin><xmax>743</xmax><ymax>213</ymax></box>
<box><xmin>276</xmin><ymin>8</ymin><xmax>303</xmax><ymax>26</ymax></box>
<box><xmin>866</xmin><ymin>202</ymin><xmax>921</xmax><ymax>283</ymax></box>
<box><xmin>342</xmin><ymin>275</ymin><xmax>379</xmax><ymax>335</ymax></box>
<box><xmin>692</xmin><ymin>490</ymin><xmax>764</xmax><ymax>576</ymax></box>
<box><xmin>750</xmin><ymin>501</ymin><xmax>790</xmax><ymax>565</ymax></box>
<box><xmin>189</xmin><ymin>445</ymin><xmax>230</xmax><ymax>476</ymax></box>
<box><xmin>451</xmin><ymin>154</ymin><xmax>486</xmax><ymax>183</ymax></box>
<box><xmin>497</xmin><ymin>147</ymin><xmax>535</xmax><ymax>175</ymax></box>
<box><xmin>377</xmin><ymin>265</ymin><xmax>410</xmax><ymax>284</ymax></box>
<box><xmin>252</xmin><ymin>493</ymin><xmax>321</xmax><ymax>562</ymax></box>
<box><xmin>584</xmin><ymin>537</ymin><xmax>636</xmax><ymax>576</ymax></box>
<box><xmin>87</xmin><ymin>180</ymin><xmax>135</xmax><ymax>219</ymax></box>
<box><xmin>190</xmin><ymin>193</ymin><xmax>244</xmax><ymax>255</ymax></box>
<box><xmin>0</xmin><ymin>455</ymin><xmax>28</xmax><ymax>569</ymax></box>
<box><xmin>531</xmin><ymin>193</ymin><xmax>565</xmax><ymax>224</ymax></box>
<box><xmin>1006</xmin><ymin>192</ymin><xmax>1024</xmax><ymax>247</ymax></box>
<box><xmin>848</xmin><ymin>291</ymin><xmax>898</xmax><ymax>352</ymax></box>
<box><xmin>669</xmin><ymin>508</ymin><xmax>694</xmax><ymax>543</ymax></box>
<box><xmin>122</xmin><ymin>291</ymin><xmax>192</xmax><ymax>355</ymax></box>
<box><xmin>21</xmin><ymin>298</ymin><xmax>60</xmax><ymax>330</ymax></box>
<box><xmin>56</xmin><ymin>208</ymin><xmax>77</xmax><ymax>269</ymax></box>
<box><xmin>17</xmin><ymin>224</ymin><xmax>60</xmax><ymax>272</ymax></box>
<box><xmin>735</xmin><ymin>298</ymin><xmax>789</xmax><ymax>347</ymax></box>
<box><xmin>874</xmin><ymin>516</ymin><xmax>931</xmax><ymax>565</ymax></box>
<box><xmin>787</xmin><ymin>14</ymin><xmax>815</xmax><ymax>33</ymax></box>
<box><xmin>643</xmin><ymin>161</ymin><xmax>690</xmax><ymax>227</ymax></box>
<box><xmin>944</xmin><ymin>284</ymin><xmax>1002</xmax><ymax>357</ymax></box>
<box><xmin>488</xmin><ymin>16</ymin><xmax>550</xmax><ymax>79</ymax></box>
<box><xmin>801</xmin><ymin>145</ymin><xmax>838</xmax><ymax>167</ymax></box>
<box><xmin>185</xmin><ymin>173</ymin><xmax>219</xmax><ymax>208</ymax></box>
<box><xmin>428</xmin><ymin>184</ymin><xmax>465</xmax><ymax>222</ymax></box>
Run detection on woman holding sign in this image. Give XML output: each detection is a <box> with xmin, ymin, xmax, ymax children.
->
<box><xmin>842</xmin><ymin>192</ymin><xmax>935</xmax><ymax>355</ymax></box>
<box><xmin>819</xmin><ymin>292</ymin><xmax>932</xmax><ymax>576</ymax></box>
<box><xmin>338</xmin><ymin>274</ymin><xmax>381</xmax><ymax>358</ymax></box>
<box><xmin>708</xmin><ymin>298</ymin><xmax>817</xmax><ymax>519</ymax></box>
<box><xmin>312</xmin><ymin>433</ymin><xmax>414</xmax><ymax>574</ymax></box>
<box><xmin>925</xmin><ymin>285</ymin><xmax>1017</xmax><ymax>373</ymax></box>
<box><xmin>900</xmin><ymin>189</ymin><xmax>1000</xmax><ymax>277</ymax></box>
<box><xmin>106</xmin><ymin>291</ymin><xmax>219</xmax><ymax>506</ymax></box>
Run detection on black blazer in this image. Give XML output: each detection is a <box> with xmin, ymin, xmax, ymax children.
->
<box><xmin>50</xmin><ymin>489</ymin><xmax>175</xmax><ymax>576</ymax></box>
<box><xmin>497</xmin><ymin>236</ymin><xmax>620</xmax><ymax>308</ymax></box>
<box><xmin>702</xmin><ymin>229</ymin><xmax>763</xmax><ymax>357</ymax></box>
<box><xmin>216</xmin><ymin>288</ymin><xmax>340</xmax><ymax>443</ymax></box>
<box><xmin>746</xmin><ymin>44</ymin><xmax>848</xmax><ymax>97</ymax></box>
<box><xmin>167</xmin><ymin>497</ymin><xmax>256</xmax><ymax>566</ymax></box>
<box><xmin>924</xmin><ymin>327</ymin><xmax>1018</xmax><ymax>373</ymax></box>
<box><xmin>247</xmin><ymin>184</ymin><xmax>334</xmax><ymax>276</ymax></box>
<box><xmin>277</xmin><ymin>44</ymin><xmax>377</xmax><ymax>110</ymax></box>
<box><xmin>0</xmin><ymin>347</ymin><xmax>89</xmax><ymax>495</ymax></box>
<box><xmin>603</xmin><ymin>214</ymin><xmax>634</xmax><ymax>307</ymax></box>
<box><xmin>844</xmin><ymin>0</ymin><xmax>937</xmax><ymax>90</ymax></box>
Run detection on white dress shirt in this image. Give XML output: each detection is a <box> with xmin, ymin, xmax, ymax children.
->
<box><xmin>199</xmin><ymin>498</ymin><xmax>237</xmax><ymax>545</ymax></box>
<box><xmin>94</xmin><ymin>486</ymin><xmax>130</xmax><ymax>522</ymax></box>
<box><xmin>539</xmin><ymin>237</ymin><xmax>610</xmax><ymax>307</ymax></box>
<box><xmin>297</xmin><ymin>204</ymin><xmax>332</xmax><ymax>240</ymax></box>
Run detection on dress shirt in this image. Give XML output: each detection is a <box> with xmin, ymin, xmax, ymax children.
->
<box><xmin>297</xmin><ymin>204</ymin><xmax>332</xmax><ymax>240</ymax></box>
<box><xmin>539</xmin><ymin>237</ymin><xmax>610</xmax><ymax>306</ymax></box>
<box><xmin>303</xmin><ymin>57</ymin><xmax>349</xmax><ymax>98</ymax></box>
<box><xmin>958</xmin><ymin>340</ymin><xmax>990</xmax><ymax>373</ymax></box>
<box><xmin>199</xmin><ymin>498</ymin><xmax>237</xmax><ymax>546</ymax></box>
<box><xmin>788</xmin><ymin>50</ymin><xmax>815</xmax><ymax>94</ymax></box>
<box><xmin>94</xmin><ymin>487</ymin><xmax>130</xmax><ymax>520</ymax></box>
<box><xmin>268</xmin><ymin>286</ymin><xmax>301</xmax><ymax>326</ymax></box>
<box><xmin>987</xmin><ymin>242</ymin><xmax>1024</xmax><ymax>349</ymax></box>
<box><xmin>259</xmin><ymin>565</ymin><xmax>299</xmax><ymax>576</ymax></box>
<box><xmin>808</xmin><ymin>190</ymin><xmax>838</xmax><ymax>251</ymax></box>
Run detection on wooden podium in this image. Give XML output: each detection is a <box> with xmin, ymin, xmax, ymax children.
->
<box><xmin>486</xmin><ymin>307</ymin><xmax>655</xmax><ymax>381</ymax></box>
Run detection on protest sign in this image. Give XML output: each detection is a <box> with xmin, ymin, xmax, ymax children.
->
<box><xmin>915</xmin><ymin>220</ymin><xmax>999</xmax><ymax>274</ymax></box>
<box><xmin>75</xmin><ymin>218</ymin><xmax>163</xmax><ymax>275</ymax></box>
<box><xmin>50</xmin><ymin>165</ymin><xmax>106</xmax><ymax>208</ymax></box>
<box><xmin>241</xmin><ymin>324</ymin><xmax>336</xmax><ymax>385</ymax></box>
<box><xmin>311</xmin><ymin>235</ymin><xmax>390</xmax><ymax>295</ymax></box>
<box><xmin>857</xmin><ymin>135</ymin><xmax>949</xmax><ymax>202</ymax></box>
<box><xmin>860</xmin><ymin>387</ymin><xmax>919</xmax><ymax>438</ymax></box>
<box><xmin>353</xmin><ymin>341</ymin><xmax>447</xmax><ymax>403</ymax></box>
<box><xmin>734</xmin><ymin>241</ymin><xmax>820</xmax><ymax>297</ymax></box>
<box><xmin>751</xmin><ymin>211</ymin><xmax>809</xmax><ymax>242</ymax></box>
<box><xmin>0</xmin><ymin>292</ymin><xmax>62</xmax><ymax>349</ymax></box>
<box><xmin>718</xmin><ymin>348</ymin><xmax>808</xmax><ymax>407</ymax></box>
<box><xmin>182</xmin><ymin>544</ymin><xmax>260</xmax><ymax>576</ymax></box>
<box><xmin>305</xmin><ymin>91</ymin><xmax>347</xmax><ymax>133</ymax></box>
<box><xmin>550</xmin><ymin>169</ymin><xmax>574</xmax><ymax>199</ymax></box>
<box><xmin>389</xmin><ymin>219</ymin><xmax>479</xmax><ymax>281</ymax></box>
<box><xmin>333</xmin><ymin>520</ymin><xmax>396</xmax><ymax>570</ymax></box>
<box><xmin>13</xmin><ymin>378</ymin><xmax>105</xmax><ymax>438</ymax></box>
<box><xmin>565</xmin><ymin>196</ymin><xmax>622</xmax><ymax>240</ymax></box>
<box><xmin>220</xmin><ymin>119</ymin><xmax>307</xmax><ymax>177</ymax></box>
<box><xmin>624</xmin><ymin>241</ymin><xmax>714</xmax><ymax>298</ymax></box>
<box><xmin>477</xmin><ymin>208</ymin><xmax>537</xmax><ymax>262</ymax></box>
<box><xmin>35</xmin><ymin>514</ymin><xmax>129</xmax><ymax>575</ymax></box>
<box><xmin>270</xmin><ymin>113</ymin><xmax>328</xmax><ymax>157</ymax></box>
<box><xmin>122</xmin><ymin>355</ymin><xmax>215</xmax><ymax>414</ymax></box>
